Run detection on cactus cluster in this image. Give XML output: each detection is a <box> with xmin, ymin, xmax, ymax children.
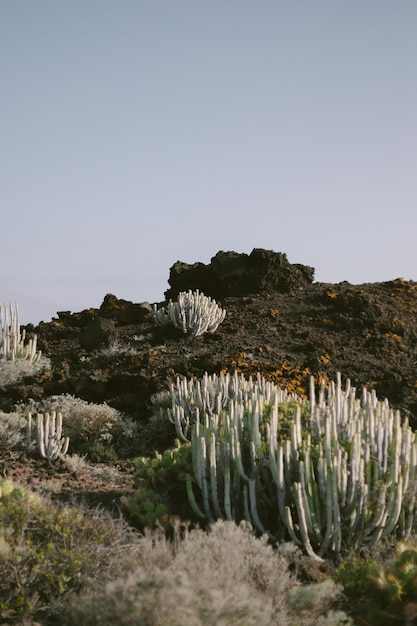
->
<box><xmin>153</xmin><ymin>290</ymin><xmax>226</xmax><ymax>337</ymax></box>
<box><xmin>168</xmin><ymin>370</ymin><xmax>305</xmax><ymax>442</ymax></box>
<box><xmin>127</xmin><ymin>445</ymin><xmax>196</xmax><ymax>526</ymax></box>
<box><xmin>185</xmin><ymin>372</ymin><xmax>417</xmax><ymax>559</ymax></box>
<box><xmin>0</xmin><ymin>302</ymin><xmax>42</xmax><ymax>363</ymax></box>
<box><xmin>121</xmin><ymin>488</ymin><xmax>170</xmax><ymax>530</ymax></box>
<box><xmin>27</xmin><ymin>411</ymin><xmax>70</xmax><ymax>461</ymax></box>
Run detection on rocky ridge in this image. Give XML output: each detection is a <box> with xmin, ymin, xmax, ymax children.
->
<box><xmin>2</xmin><ymin>248</ymin><xmax>416</xmax><ymax>429</ymax></box>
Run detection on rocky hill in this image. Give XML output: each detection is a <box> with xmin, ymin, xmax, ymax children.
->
<box><xmin>4</xmin><ymin>248</ymin><xmax>417</xmax><ymax>429</ymax></box>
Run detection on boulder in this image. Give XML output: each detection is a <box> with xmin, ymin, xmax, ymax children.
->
<box><xmin>99</xmin><ymin>294</ymin><xmax>153</xmax><ymax>325</ymax></box>
<box><xmin>165</xmin><ymin>249</ymin><xmax>314</xmax><ymax>300</ymax></box>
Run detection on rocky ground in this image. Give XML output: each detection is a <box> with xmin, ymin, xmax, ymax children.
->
<box><xmin>2</xmin><ymin>248</ymin><xmax>417</xmax><ymax>517</ymax></box>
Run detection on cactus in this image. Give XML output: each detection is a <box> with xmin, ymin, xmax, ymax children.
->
<box><xmin>186</xmin><ymin>372</ymin><xmax>417</xmax><ymax>560</ymax></box>
<box><xmin>167</xmin><ymin>370</ymin><xmax>306</xmax><ymax>442</ymax></box>
<box><xmin>121</xmin><ymin>488</ymin><xmax>170</xmax><ymax>531</ymax></box>
<box><xmin>153</xmin><ymin>290</ymin><xmax>226</xmax><ymax>337</ymax></box>
<box><xmin>129</xmin><ymin>444</ymin><xmax>196</xmax><ymax>526</ymax></box>
<box><xmin>0</xmin><ymin>302</ymin><xmax>42</xmax><ymax>363</ymax></box>
<box><xmin>27</xmin><ymin>411</ymin><xmax>70</xmax><ymax>461</ymax></box>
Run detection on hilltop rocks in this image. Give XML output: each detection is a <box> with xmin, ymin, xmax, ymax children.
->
<box><xmin>3</xmin><ymin>249</ymin><xmax>417</xmax><ymax>435</ymax></box>
<box><xmin>165</xmin><ymin>249</ymin><xmax>314</xmax><ymax>301</ymax></box>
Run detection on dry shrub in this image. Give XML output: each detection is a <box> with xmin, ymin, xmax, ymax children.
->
<box><xmin>62</xmin><ymin>521</ymin><xmax>349</xmax><ymax>626</ymax></box>
<box><xmin>0</xmin><ymin>355</ymin><xmax>50</xmax><ymax>387</ymax></box>
<box><xmin>0</xmin><ymin>411</ymin><xmax>26</xmax><ymax>450</ymax></box>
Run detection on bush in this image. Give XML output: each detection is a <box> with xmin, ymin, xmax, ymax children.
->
<box><xmin>335</xmin><ymin>541</ymin><xmax>417</xmax><ymax>625</ymax></box>
<box><xmin>0</xmin><ymin>478</ymin><xmax>141</xmax><ymax>622</ymax></box>
<box><xmin>126</xmin><ymin>444</ymin><xmax>196</xmax><ymax>528</ymax></box>
<box><xmin>0</xmin><ymin>355</ymin><xmax>51</xmax><ymax>387</ymax></box>
<box><xmin>0</xmin><ymin>411</ymin><xmax>27</xmax><ymax>450</ymax></box>
<box><xmin>61</xmin><ymin>520</ymin><xmax>348</xmax><ymax>626</ymax></box>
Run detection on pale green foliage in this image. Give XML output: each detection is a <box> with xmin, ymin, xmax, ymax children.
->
<box><xmin>0</xmin><ymin>355</ymin><xmax>51</xmax><ymax>387</ymax></box>
<box><xmin>187</xmin><ymin>373</ymin><xmax>417</xmax><ymax>559</ymax></box>
<box><xmin>62</xmin><ymin>520</ymin><xmax>346</xmax><ymax>626</ymax></box>
<box><xmin>61</xmin><ymin>453</ymin><xmax>89</xmax><ymax>472</ymax></box>
<box><xmin>0</xmin><ymin>411</ymin><xmax>27</xmax><ymax>449</ymax></box>
<box><xmin>287</xmin><ymin>579</ymin><xmax>346</xmax><ymax>615</ymax></box>
<box><xmin>316</xmin><ymin>611</ymin><xmax>353</xmax><ymax>625</ymax></box>
<box><xmin>153</xmin><ymin>289</ymin><xmax>226</xmax><ymax>337</ymax></box>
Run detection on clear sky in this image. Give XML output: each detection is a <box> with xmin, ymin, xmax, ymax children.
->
<box><xmin>1</xmin><ymin>1</ymin><xmax>416</xmax><ymax>325</ymax></box>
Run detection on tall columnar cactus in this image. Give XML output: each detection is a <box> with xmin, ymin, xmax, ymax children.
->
<box><xmin>168</xmin><ymin>370</ymin><xmax>306</xmax><ymax>442</ymax></box>
<box><xmin>153</xmin><ymin>290</ymin><xmax>226</xmax><ymax>338</ymax></box>
<box><xmin>186</xmin><ymin>373</ymin><xmax>417</xmax><ymax>560</ymax></box>
<box><xmin>0</xmin><ymin>302</ymin><xmax>41</xmax><ymax>363</ymax></box>
<box><xmin>27</xmin><ymin>411</ymin><xmax>70</xmax><ymax>461</ymax></box>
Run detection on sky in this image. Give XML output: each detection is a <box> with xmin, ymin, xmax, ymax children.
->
<box><xmin>1</xmin><ymin>1</ymin><xmax>417</xmax><ymax>325</ymax></box>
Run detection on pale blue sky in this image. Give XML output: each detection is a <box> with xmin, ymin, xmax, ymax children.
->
<box><xmin>1</xmin><ymin>1</ymin><xmax>416</xmax><ymax>325</ymax></box>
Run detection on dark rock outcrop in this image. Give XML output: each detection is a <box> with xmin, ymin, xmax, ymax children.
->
<box><xmin>79</xmin><ymin>316</ymin><xmax>115</xmax><ymax>350</ymax></box>
<box><xmin>165</xmin><ymin>249</ymin><xmax>314</xmax><ymax>301</ymax></box>
<box><xmin>99</xmin><ymin>294</ymin><xmax>153</xmax><ymax>325</ymax></box>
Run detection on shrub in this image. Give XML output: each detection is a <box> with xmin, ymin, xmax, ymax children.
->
<box><xmin>61</xmin><ymin>520</ymin><xmax>348</xmax><ymax>626</ymax></box>
<box><xmin>0</xmin><ymin>411</ymin><xmax>27</xmax><ymax>450</ymax></box>
<box><xmin>335</xmin><ymin>541</ymin><xmax>417</xmax><ymax>625</ymax></box>
<box><xmin>0</xmin><ymin>478</ymin><xmax>141</xmax><ymax>622</ymax></box>
<box><xmin>0</xmin><ymin>355</ymin><xmax>51</xmax><ymax>387</ymax></box>
<box><xmin>127</xmin><ymin>444</ymin><xmax>196</xmax><ymax>528</ymax></box>
<box><xmin>153</xmin><ymin>290</ymin><xmax>226</xmax><ymax>337</ymax></box>
<box><xmin>112</xmin><ymin>413</ymin><xmax>158</xmax><ymax>458</ymax></box>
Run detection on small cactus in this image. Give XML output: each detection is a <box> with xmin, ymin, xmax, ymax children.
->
<box><xmin>153</xmin><ymin>290</ymin><xmax>226</xmax><ymax>337</ymax></box>
<box><xmin>27</xmin><ymin>411</ymin><xmax>70</xmax><ymax>461</ymax></box>
<box><xmin>0</xmin><ymin>302</ymin><xmax>42</xmax><ymax>363</ymax></box>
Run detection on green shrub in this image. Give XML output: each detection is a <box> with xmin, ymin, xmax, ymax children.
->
<box><xmin>335</xmin><ymin>541</ymin><xmax>417</xmax><ymax>625</ymax></box>
<box><xmin>0</xmin><ymin>479</ymin><xmax>141</xmax><ymax>622</ymax></box>
<box><xmin>0</xmin><ymin>411</ymin><xmax>27</xmax><ymax>450</ymax></box>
